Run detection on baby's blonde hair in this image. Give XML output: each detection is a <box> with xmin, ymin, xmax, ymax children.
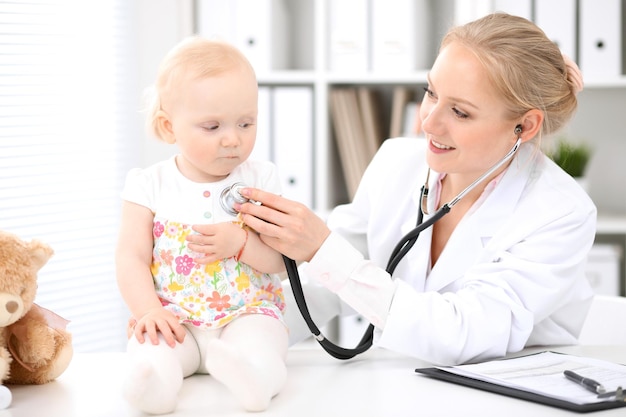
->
<box><xmin>442</xmin><ymin>13</ymin><xmax>579</xmax><ymax>142</ymax></box>
<box><xmin>145</xmin><ymin>37</ymin><xmax>256</xmax><ymax>141</ymax></box>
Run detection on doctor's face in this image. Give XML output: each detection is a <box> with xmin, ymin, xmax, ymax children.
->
<box><xmin>419</xmin><ymin>42</ymin><xmax>519</xmax><ymax>180</ymax></box>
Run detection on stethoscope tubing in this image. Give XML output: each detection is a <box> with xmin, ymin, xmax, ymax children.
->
<box><xmin>284</xmin><ymin>138</ymin><xmax>522</xmax><ymax>360</ymax></box>
<box><xmin>386</xmin><ymin>203</ymin><xmax>450</xmax><ymax>274</ymax></box>
<box><xmin>284</xmin><ymin>189</ymin><xmax>447</xmax><ymax>360</ymax></box>
<box><xmin>284</xmin><ymin>254</ymin><xmax>374</xmax><ymax>359</ymax></box>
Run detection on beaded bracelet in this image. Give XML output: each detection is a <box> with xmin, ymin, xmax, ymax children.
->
<box><xmin>235</xmin><ymin>228</ymin><xmax>248</xmax><ymax>262</ymax></box>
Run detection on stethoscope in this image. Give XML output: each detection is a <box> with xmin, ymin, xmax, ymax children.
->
<box><xmin>221</xmin><ymin>136</ymin><xmax>522</xmax><ymax>360</ymax></box>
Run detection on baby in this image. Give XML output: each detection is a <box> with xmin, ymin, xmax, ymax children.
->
<box><xmin>115</xmin><ymin>37</ymin><xmax>287</xmax><ymax>414</ymax></box>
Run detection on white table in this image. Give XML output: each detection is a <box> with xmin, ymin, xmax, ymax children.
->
<box><xmin>6</xmin><ymin>345</ymin><xmax>626</xmax><ymax>417</ymax></box>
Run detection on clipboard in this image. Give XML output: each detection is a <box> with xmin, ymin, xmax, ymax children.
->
<box><xmin>415</xmin><ymin>367</ymin><xmax>626</xmax><ymax>413</ymax></box>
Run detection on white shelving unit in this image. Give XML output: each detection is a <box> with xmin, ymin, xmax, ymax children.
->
<box><xmin>256</xmin><ymin>0</ymin><xmax>626</xmax><ymax>295</ymax></box>
<box><xmin>250</xmin><ymin>1</ymin><xmax>626</xmax><ymax>215</ymax></box>
<box><xmin>142</xmin><ymin>0</ymin><xmax>626</xmax><ymax>294</ymax></box>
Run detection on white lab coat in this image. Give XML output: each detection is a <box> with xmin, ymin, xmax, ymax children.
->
<box><xmin>289</xmin><ymin>137</ymin><xmax>596</xmax><ymax>365</ymax></box>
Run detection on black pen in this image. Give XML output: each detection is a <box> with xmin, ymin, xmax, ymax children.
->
<box><xmin>563</xmin><ymin>370</ymin><xmax>607</xmax><ymax>394</ymax></box>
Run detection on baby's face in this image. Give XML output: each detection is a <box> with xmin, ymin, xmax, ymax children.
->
<box><xmin>168</xmin><ymin>66</ymin><xmax>259</xmax><ymax>183</ymax></box>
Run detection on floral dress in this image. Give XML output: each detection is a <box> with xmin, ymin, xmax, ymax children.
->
<box><xmin>121</xmin><ymin>156</ymin><xmax>285</xmax><ymax>329</ymax></box>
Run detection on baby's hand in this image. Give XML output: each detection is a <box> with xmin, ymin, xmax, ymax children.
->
<box><xmin>129</xmin><ymin>308</ymin><xmax>185</xmax><ymax>348</ymax></box>
<box><xmin>187</xmin><ymin>222</ymin><xmax>247</xmax><ymax>264</ymax></box>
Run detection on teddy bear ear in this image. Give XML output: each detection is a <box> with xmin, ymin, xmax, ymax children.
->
<box><xmin>27</xmin><ymin>240</ymin><xmax>54</xmax><ymax>271</ymax></box>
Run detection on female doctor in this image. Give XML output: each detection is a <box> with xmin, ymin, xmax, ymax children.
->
<box><xmin>205</xmin><ymin>13</ymin><xmax>596</xmax><ymax>365</ymax></box>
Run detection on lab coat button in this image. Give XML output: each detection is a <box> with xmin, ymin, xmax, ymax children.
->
<box><xmin>320</xmin><ymin>272</ymin><xmax>330</xmax><ymax>282</ymax></box>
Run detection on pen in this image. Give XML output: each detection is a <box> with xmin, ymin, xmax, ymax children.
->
<box><xmin>563</xmin><ymin>370</ymin><xmax>607</xmax><ymax>394</ymax></box>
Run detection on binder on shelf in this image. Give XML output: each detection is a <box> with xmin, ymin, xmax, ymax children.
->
<box><xmin>196</xmin><ymin>0</ymin><xmax>289</xmax><ymax>72</ymax></box>
<box><xmin>272</xmin><ymin>86</ymin><xmax>314</xmax><ymax>208</ymax></box>
<box><xmin>329</xmin><ymin>89</ymin><xmax>362</xmax><ymax>199</ymax></box>
<box><xmin>579</xmin><ymin>0</ymin><xmax>624</xmax><ymax>77</ymax></box>
<box><xmin>329</xmin><ymin>88</ymin><xmax>380</xmax><ymax>199</ymax></box>
<box><xmin>585</xmin><ymin>244</ymin><xmax>621</xmax><ymax>296</ymax></box>
<box><xmin>389</xmin><ymin>86</ymin><xmax>412</xmax><ymax>138</ymax></box>
<box><xmin>370</xmin><ymin>0</ymin><xmax>432</xmax><ymax>72</ymax></box>
<box><xmin>492</xmin><ymin>0</ymin><xmax>532</xmax><ymax>20</ymax></box>
<box><xmin>402</xmin><ymin>102</ymin><xmax>422</xmax><ymax>137</ymax></box>
<box><xmin>454</xmin><ymin>0</ymin><xmax>493</xmax><ymax>25</ymax></box>
<box><xmin>535</xmin><ymin>0</ymin><xmax>577</xmax><ymax>61</ymax></box>
<box><xmin>347</xmin><ymin>88</ymin><xmax>379</xmax><ymax>174</ymax></box>
<box><xmin>327</xmin><ymin>0</ymin><xmax>369</xmax><ymax>72</ymax></box>
<box><xmin>233</xmin><ymin>0</ymin><xmax>288</xmax><ymax>72</ymax></box>
<box><xmin>356</xmin><ymin>87</ymin><xmax>383</xmax><ymax>159</ymax></box>
<box><xmin>195</xmin><ymin>0</ymin><xmax>235</xmax><ymax>41</ymax></box>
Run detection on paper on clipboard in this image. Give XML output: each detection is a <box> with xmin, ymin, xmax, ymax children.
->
<box><xmin>433</xmin><ymin>351</ymin><xmax>626</xmax><ymax>405</ymax></box>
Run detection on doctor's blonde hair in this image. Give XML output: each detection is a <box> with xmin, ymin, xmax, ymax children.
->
<box><xmin>145</xmin><ymin>37</ymin><xmax>256</xmax><ymax>141</ymax></box>
<box><xmin>442</xmin><ymin>13</ymin><xmax>580</xmax><ymax>143</ymax></box>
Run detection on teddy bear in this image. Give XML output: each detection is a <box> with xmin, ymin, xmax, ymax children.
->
<box><xmin>0</xmin><ymin>230</ymin><xmax>73</xmax><ymax>406</ymax></box>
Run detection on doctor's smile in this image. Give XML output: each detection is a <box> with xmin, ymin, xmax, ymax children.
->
<box><xmin>428</xmin><ymin>139</ymin><xmax>455</xmax><ymax>152</ymax></box>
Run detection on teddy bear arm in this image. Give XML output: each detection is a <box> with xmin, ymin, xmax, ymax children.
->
<box><xmin>5</xmin><ymin>307</ymin><xmax>73</xmax><ymax>384</ymax></box>
<box><xmin>8</xmin><ymin>329</ymin><xmax>73</xmax><ymax>384</ymax></box>
<box><xmin>7</xmin><ymin>332</ymin><xmax>72</xmax><ymax>385</ymax></box>
<box><xmin>7</xmin><ymin>309</ymin><xmax>60</xmax><ymax>365</ymax></box>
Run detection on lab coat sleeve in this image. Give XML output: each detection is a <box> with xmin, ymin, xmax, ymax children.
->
<box><xmin>378</xmin><ymin>205</ymin><xmax>596</xmax><ymax>365</ymax></box>
<box><xmin>379</xmin><ymin>281</ymin><xmax>524</xmax><ymax>365</ymax></box>
<box><xmin>300</xmin><ymin>232</ymin><xmax>397</xmax><ymax>329</ymax></box>
<box><xmin>301</xmin><ymin>234</ymin><xmax>508</xmax><ymax>365</ymax></box>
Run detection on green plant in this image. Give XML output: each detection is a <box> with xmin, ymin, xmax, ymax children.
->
<box><xmin>548</xmin><ymin>139</ymin><xmax>592</xmax><ymax>178</ymax></box>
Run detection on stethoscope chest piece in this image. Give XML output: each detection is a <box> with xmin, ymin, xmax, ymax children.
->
<box><xmin>219</xmin><ymin>182</ymin><xmax>248</xmax><ymax>216</ymax></box>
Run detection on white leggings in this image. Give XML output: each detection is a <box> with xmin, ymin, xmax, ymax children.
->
<box><xmin>124</xmin><ymin>314</ymin><xmax>288</xmax><ymax>414</ymax></box>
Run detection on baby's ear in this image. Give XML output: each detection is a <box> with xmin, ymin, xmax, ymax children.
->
<box><xmin>156</xmin><ymin>110</ymin><xmax>176</xmax><ymax>144</ymax></box>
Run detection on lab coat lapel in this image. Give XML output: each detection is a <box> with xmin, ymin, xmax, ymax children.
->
<box><xmin>425</xmin><ymin>147</ymin><xmax>531</xmax><ymax>291</ymax></box>
<box><xmin>425</xmin><ymin>218</ymin><xmax>484</xmax><ymax>291</ymax></box>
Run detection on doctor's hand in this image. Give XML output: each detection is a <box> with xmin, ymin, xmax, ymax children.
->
<box><xmin>235</xmin><ymin>188</ymin><xmax>330</xmax><ymax>262</ymax></box>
